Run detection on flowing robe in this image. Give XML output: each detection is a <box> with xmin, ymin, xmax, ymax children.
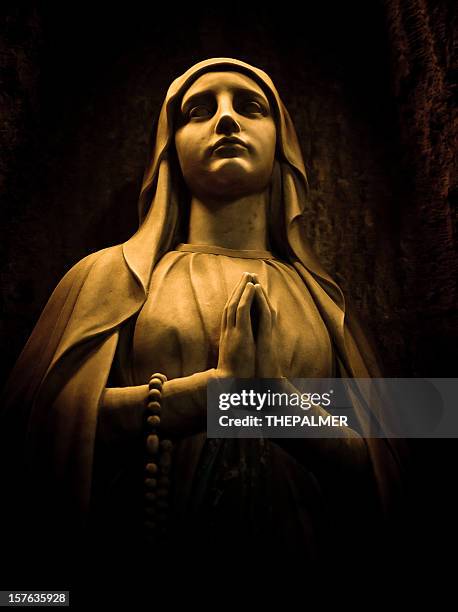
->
<box><xmin>88</xmin><ymin>244</ymin><xmax>378</xmax><ymax>568</ymax></box>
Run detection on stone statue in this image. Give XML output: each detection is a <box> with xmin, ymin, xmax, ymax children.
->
<box><xmin>1</xmin><ymin>58</ymin><xmax>405</xmax><ymax>585</ymax></box>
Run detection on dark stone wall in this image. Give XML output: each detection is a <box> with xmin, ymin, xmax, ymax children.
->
<box><xmin>382</xmin><ymin>0</ymin><xmax>458</xmax><ymax>577</ymax></box>
<box><xmin>384</xmin><ymin>0</ymin><xmax>457</xmax><ymax>377</ymax></box>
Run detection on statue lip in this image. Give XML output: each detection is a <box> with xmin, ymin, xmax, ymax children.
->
<box><xmin>212</xmin><ymin>136</ymin><xmax>248</xmax><ymax>152</ymax></box>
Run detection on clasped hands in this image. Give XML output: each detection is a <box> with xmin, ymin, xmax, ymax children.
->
<box><xmin>216</xmin><ymin>271</ymin><xmax>282</xmax><ymax>379</ymax></box>
<box><xmin>98</xmin><ymin>271</ymin><xmax>283</xmax><ymax>443</ymax></box>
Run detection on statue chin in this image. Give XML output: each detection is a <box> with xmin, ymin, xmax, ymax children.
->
<box><xmin>197</xmin><ymin>162</ymin><xmax>270</xmax><ymax>201</ymax></box>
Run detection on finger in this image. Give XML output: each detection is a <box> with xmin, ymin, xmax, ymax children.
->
<box><xmin>227</xmin><ymin>272</ymin><xmax>252</xmax><ymax>327</ymax></box>
<box><xmin>254</xmin><ymin>284</ymin><xmax>272</xmax><ymax>332</ymax></box>
<box><xmin>228</xmin><ymin>271</ymin><xmax>251</xmax><ymax>302</ymax></box>
<box><xmin>256</xmin><ymin>282</ymin><xmax>277</xmax><ymax>322</ymax></box>
<box><xmin>236</xmin><ymin>282</ymin><xmax>255</xmax><ymax>329</ymax></box>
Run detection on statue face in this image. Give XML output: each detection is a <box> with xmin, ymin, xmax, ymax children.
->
<box><xmin>174</xmin><ymin>71</ymin><xmax>276</xmax><ymax>201</ymax></box>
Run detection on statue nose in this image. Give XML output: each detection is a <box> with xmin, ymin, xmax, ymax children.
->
<box><xmin>215</xmin><ymin>112</ymin><xmax>241</xmax><ymax>135</ymax></box>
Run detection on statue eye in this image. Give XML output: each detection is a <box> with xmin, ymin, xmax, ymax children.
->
<box><xmin>241</xmin><ymin>100</ymin><xmax>264</xmax><ymax>115</ymax></box>
<box><xmin>188</xmin><ymin>105</ymin><xmax>212</xmax><ymax>119</ymax></box>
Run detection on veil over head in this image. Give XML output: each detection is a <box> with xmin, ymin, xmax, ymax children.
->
<box><xmin>125</xmin><ymin>57</ymin><xmax>344</xmax><ymax>309</ymax></box>
<box><xmin>1</xmin><ymin>58</ymin><xmax>405</xmax><ymax>539</ymax></box>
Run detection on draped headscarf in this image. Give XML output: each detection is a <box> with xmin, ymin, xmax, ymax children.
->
<box><xmin>1</xmin><ymin>58</ymin><xmax>405</xmax><ymax>540</ymax></box>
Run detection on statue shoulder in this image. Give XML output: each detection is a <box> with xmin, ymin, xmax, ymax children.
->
<box><xmin>52</xmin><ymin>244</ymin><xmax>125</xmax><ymax>295</ymax></box>
<box><xmin>32</xmin><ymin>244</ymin><xmax>130</xmax><ymax>335</ymax></box>
<box><xmin>60</xmin><ymin>244</ymin><xmax>123</xmax><ymax>279</ymax></box>
<box><xmin>1</xmin><ymin>244</ymin><xmax>137</xmax><ymax>415</ymax></box>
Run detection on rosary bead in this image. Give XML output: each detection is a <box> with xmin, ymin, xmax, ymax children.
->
<box><xmin>145</xmin><ymin>478</ymin><xmax>157</xmax><ymax>489</ymax></box>
<box><xmin>148</xmin><ymin>388</ymin><xmax>161</xmax><ymax>401</ymax></box>
<box><xmin>146</xmin><ymin>434</ymin><xmax>159</xmax><ymax>455</ymax></box>
<box><xmin>150</xmin><ymin>373</ymin><xmax>167</xmax><ymax>384</ymax></box>
<box><xmin>146</xmin><ymin>402</ymin><xmax>161</xmax><ymax>415</ymax></box>
<box><xmin>147</xmin><ymin>415</ymin><xmax>161</xmax><ymax>428</ymax></box>
<box><xmin>145</xmin><ymin>462</ymin><xmax>158</xmax><ymax>475</ymax></box>
<box><xmin>148</xmin><ymin>377</ymin><xmax>163</xmax><ymax>390</ymax></box>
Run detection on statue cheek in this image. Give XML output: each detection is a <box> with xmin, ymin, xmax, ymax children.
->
<box><xmin>178</xmin><ymin>144</ymin><xmax>200</xmax><ymax>171</ymax></box>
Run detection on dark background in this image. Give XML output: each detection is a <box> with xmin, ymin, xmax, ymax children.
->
<box><xmin>1</xmin><ymin>0</ymin><xmax>456</xmax><ymax>586</ymax></box>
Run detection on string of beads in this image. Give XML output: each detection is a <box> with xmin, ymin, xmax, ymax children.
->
<box><xmin>143</xmin><ymin>372</ymin><xmax>174</xmax><ymax>544</ymax></box>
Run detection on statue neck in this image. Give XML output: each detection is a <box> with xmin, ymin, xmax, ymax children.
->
<box><xmin>186</xmin><ymin>190</ymin><xmax>269</xmax><ymax>251</ymax></box>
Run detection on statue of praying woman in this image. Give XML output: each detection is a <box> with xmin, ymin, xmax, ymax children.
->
<box><xmin>1</xmin><ymin>58</ymin><xmax>405</xmax><ymax>584</ymax></box>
